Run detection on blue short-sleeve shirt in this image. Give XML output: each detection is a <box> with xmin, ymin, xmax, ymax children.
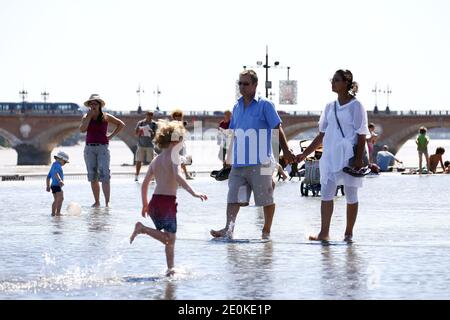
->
<box><xmin>229</xmin><ymin>96</ymin><xmax>282</xmax><ymax>167</ymax></box>
<box><xmin>47</xmin><ymin>161</ymin><xmax>64</xmax><ymax>187</ymax></box>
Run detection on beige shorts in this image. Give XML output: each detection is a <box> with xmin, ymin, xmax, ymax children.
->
<box><xmin>227</xmin><ymin>164</ymin><xmax>274</xmax><ymax>207</ymax></box>
<box><xmin>135</xmin><ymin>146</ymin><xmax>155</xmax><ymax>162</ymax></box>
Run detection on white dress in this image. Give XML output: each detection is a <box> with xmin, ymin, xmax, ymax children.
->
<box><xmin>318</xmin><ymin>99</ymin><xmax>370</xmax><ymax>188</ymax></box>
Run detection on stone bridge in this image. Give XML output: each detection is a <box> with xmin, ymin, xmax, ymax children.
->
<box><xmin>1</xmin><ymin>111</ymin><xmax>450</xmax><ymax>164</ymax></box>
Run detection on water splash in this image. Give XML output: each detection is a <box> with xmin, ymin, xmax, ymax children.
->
<box><xmin>43</xmin><ymin>252</ymin><xmax>56</xmax><ymax>266</ymax></box>
<box><xmin>0</xmin><ymin>255</ymin><xmax>124</xmax><ymax>293</ymax></box>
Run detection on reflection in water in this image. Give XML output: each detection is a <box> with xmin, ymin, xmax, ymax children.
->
<box><xmin>4</xmin><ymin>171</ymin><xmax>450</xmax><ymax>299</ymax></box>
<box><xmin>226</xmin><ymin>241</ymin><xmax>274</xmax><ymax>299</ymax></box>
<box><xmin>319</xmin><ymin>244</ymin><xmax>367</xmax><ymax>299</ymax></box>
<box><xmin>51</xmin><ymin>216</ymin><xmax>64</xmax><ymax>235</ymax></box>
<box><xmin>138</xmin><ymin>278</ymin><xmax>177</xmax><ymax>300</ymax></box>
<box><xmin>87</xmin><ymin>208</ymin><xmax>113</xmax><ymax>233</ymax></box>
<box><xmin>164</xmin><ymin>280</ymin><xmax>176</xmax><ymax>300</ymax></box>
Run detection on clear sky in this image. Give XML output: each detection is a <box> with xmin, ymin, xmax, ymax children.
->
<box><xmin>1</xmin><ymin>0</ymin><xmax>450</xmax><ymax>112</ymax></box>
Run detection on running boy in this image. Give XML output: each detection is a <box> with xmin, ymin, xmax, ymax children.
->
<box><xmin>130</xmin><ymin>120</ymin><xmax>207</xmax><ymax>276</ymax></box>
<box><xmin>46</xmin><ymin>151</ymin><xmax>69</xmax><ymax>216</ymax></box>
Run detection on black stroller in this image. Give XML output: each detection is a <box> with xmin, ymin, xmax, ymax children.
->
<box><xmin>299</xmin><ymin>140</ymin><xmax>344</xmax><ymax>197</ymax></box>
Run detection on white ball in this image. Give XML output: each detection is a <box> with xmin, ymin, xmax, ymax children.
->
<box><xmin>66</xmin><ymin>202</ymin><xmax>81</xmax><ymax>216</ymax></box>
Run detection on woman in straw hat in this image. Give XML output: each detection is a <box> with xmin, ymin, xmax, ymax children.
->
<box><xmin>80</xmin><ymin>94</ymin><xmax>125</xmax><ymax>208</ymax></box>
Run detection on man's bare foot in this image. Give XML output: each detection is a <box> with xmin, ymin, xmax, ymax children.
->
<box><xmin>51</xmin><ymin>213</ymin><xmax>56</xmax><ymax>217</ymax></box>
<box><xmin>91</xmin><ymin>202</ymin><xmax>100</xmax><ymax>208</ymax></box>
<box><xmin>309</xmin><ymin>234</ymin><xmax>330</xmax><ymax>241</ymax></box>
<box><xmin>210</xmin><ymin>228</ymin><xmax>232</xmax><ymax>239</ymax></box>
<box><xmin>130</xmin><ymin>222</ymin><xmax>144</xmax><ymax>244</ymax></box>
<box><xmin>166</xmin><ymin>268</ymin><xmax>175</xmax><ymax>277</ymax></box>
<box><xmin>262</xmin><ymin>231</ymin><xmax>271</xmax><ymax>240</ymax></box>
<box><xmin>344</xmin><ymin>234</ymin><xmax>353</xmax><ymax>242</ymax></box>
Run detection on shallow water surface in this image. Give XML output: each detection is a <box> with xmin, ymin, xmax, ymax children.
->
<box><xmin>1</xmin><ymin>173</ymin><xmax>450</xmax><ymax>299</ymax></box>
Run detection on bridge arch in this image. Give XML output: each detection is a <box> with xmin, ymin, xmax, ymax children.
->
<box><xmin>282</xmin><ymin>121</ymin><xmax>319</xmax><ymax>141</ymax></box>
<box><xmin>0</xmin><ymin>128</ymin><xmax>21</xmax><ymax>147</ymax></box>
<box><xmin>12</xmin><ymin>121</ymin><xmax>138</xmax><ymax>165</ymax></box>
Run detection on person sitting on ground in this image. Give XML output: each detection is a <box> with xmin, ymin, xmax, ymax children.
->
<box><xmin>444</xmin><ymin>160</ymin><xmax>450</xmax><ymax>174</ymax></box>
<box><xmin>130</xmin><ymin>120</ymin><xmax>207</xmax><ymax>277</ymax></box>
<box><xmin>429</xmin><ymin>147</ymin><xmax>446</xmax><ymax>173</ymax></box>
<box><xmin>376</xmin><ymin>145</ymin><xmax>403</xmax><ymax>172</ymax></box>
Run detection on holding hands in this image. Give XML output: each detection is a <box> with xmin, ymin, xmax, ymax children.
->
<box><xmin>295</xmin><ymin>153</ymin><xmax>307</xmax><ymax>163</ymax></box>
<box><xmin>282</xmin><ymin>149</ymin><xmax>296</xmax><ymax>164</ymax></box>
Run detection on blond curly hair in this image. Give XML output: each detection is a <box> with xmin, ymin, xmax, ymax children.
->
<box><xmin>155</xmin><ymin>120</ymin><xmax>186</xmax><ymax>149</ymax></box>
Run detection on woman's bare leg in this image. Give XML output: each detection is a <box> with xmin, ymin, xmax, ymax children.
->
<box><xmin>91</xmin><ymin>180</ymin><xmax>101</xmax><ymax>207</ymax></box>
<box><xmin>309</xmin><ymin>200</ymin><xmax>333</xmax><ymax>241</ymax></box>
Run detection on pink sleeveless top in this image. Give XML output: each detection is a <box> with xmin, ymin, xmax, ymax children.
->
<box><xmin>86</xmin><ymin>119</ymin><xmax>109</xmax><ymax>144</ymax></box>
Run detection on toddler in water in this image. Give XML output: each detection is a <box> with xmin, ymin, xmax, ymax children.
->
<box><xmin>46</xmin><ymin>151</ymin><xmax>69</xmax><ymax>216</ymax></box>
<box><xmin>130</xmin><ymin>120</ymin><xmax>207</xmax><ymax>276</ymax></box>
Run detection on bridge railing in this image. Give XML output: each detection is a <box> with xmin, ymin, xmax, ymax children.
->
<box><xmin>2</xmin><ymin>108</ymin><xmax>450</xmax><ymax>117</ymax></box>
<box><xmin>0</xmin><ymin>109</ymin><xmax>83</xmax><ymax>115</ymax></box>
<box><xmin>106</xmin><ymin>110</ymin><xmax>324</xmax><ymax>117</ymax></box>
<box><xmin>368</xmin><ymin>110</ymin><xmax>450</xmax><ymax>116</ymax></box>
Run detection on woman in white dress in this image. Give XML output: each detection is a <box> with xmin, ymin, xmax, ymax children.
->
<box><xmin>297</xmin><ymin>69</ymin><xmax>369</xmax><ymax>242</ymax></box>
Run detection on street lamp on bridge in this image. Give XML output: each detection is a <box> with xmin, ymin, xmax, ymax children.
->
<box><xmin>372</xmin><ymin>83</ymin><xmax>381</xmax><ymax>114</ymax></box>
<box><xmin>384</xmin><ymin>85</ymin><xmax>392</xmax><ymax>114</ymax></box>
<box><xmin>136</xmin><ymin>84</ymin><xmax>144</xmax><ymax>114</ymax></box>
<box><xmin>41</xmin><ymin>90</ymin><xmax>50</xmax><ymax>113</ymax></box>
<box><xmin>19</xmin><ymin>89</ymin><xmax>28</xmax><ymax>102</ymax></box>
<box><xmin>41</xmin><ymin>90</ymin><xmax>49</xmax><ymax>103</ymax></box>
<box><xmin>153</xmin><ymin>86</ymin><xmax>161</xmax><ymax>112</ymax></box>
<box><xmin>19</xmin><ymin>88</ymin><xmax>28</xmax><ymax>113</ymax></box>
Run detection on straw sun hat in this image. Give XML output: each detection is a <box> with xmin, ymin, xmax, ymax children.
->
<box><xmin>84</xmin><ymin>94</ymin><xmax>105</xmax><ymax>108</ymax></box>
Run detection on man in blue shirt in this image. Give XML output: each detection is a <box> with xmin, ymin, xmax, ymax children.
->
<box><xmin>210</xmin><ymin>70</ymin><xmax>295</xmax><ymax>240</ymax></box>
<box><xmin>376</xmin><ymin>145</ymin><xmax>403</xmax><ymax>171</ymax></box>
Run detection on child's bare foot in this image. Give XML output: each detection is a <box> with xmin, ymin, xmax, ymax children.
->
<box><xmin>309</xmin><ymin>234</ymin><xmax>330</xmax><ymax>241</ymax></box>
<box><xmin>166</xmin><ymin>268</ymin><xmax>175</xmax><ymax>277</ymax></box>
<box><xmin>130</xmin><ymin>222</ymin><xmax>144</xmax><ymax>244</ymax></box>
<box><xmin>91</xmin><ymin>202</ymin><xmax>100</xmax><ymax>208</ymax></box>
<box><xmin>209</xmin><ymin>229</ymin><xmax>233</xmax><ymax>239</ymax></box>
<box><xmin>262</xmin><ymin>231</ymin><xmax>271</xmax><ymax>240</ymax></box>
